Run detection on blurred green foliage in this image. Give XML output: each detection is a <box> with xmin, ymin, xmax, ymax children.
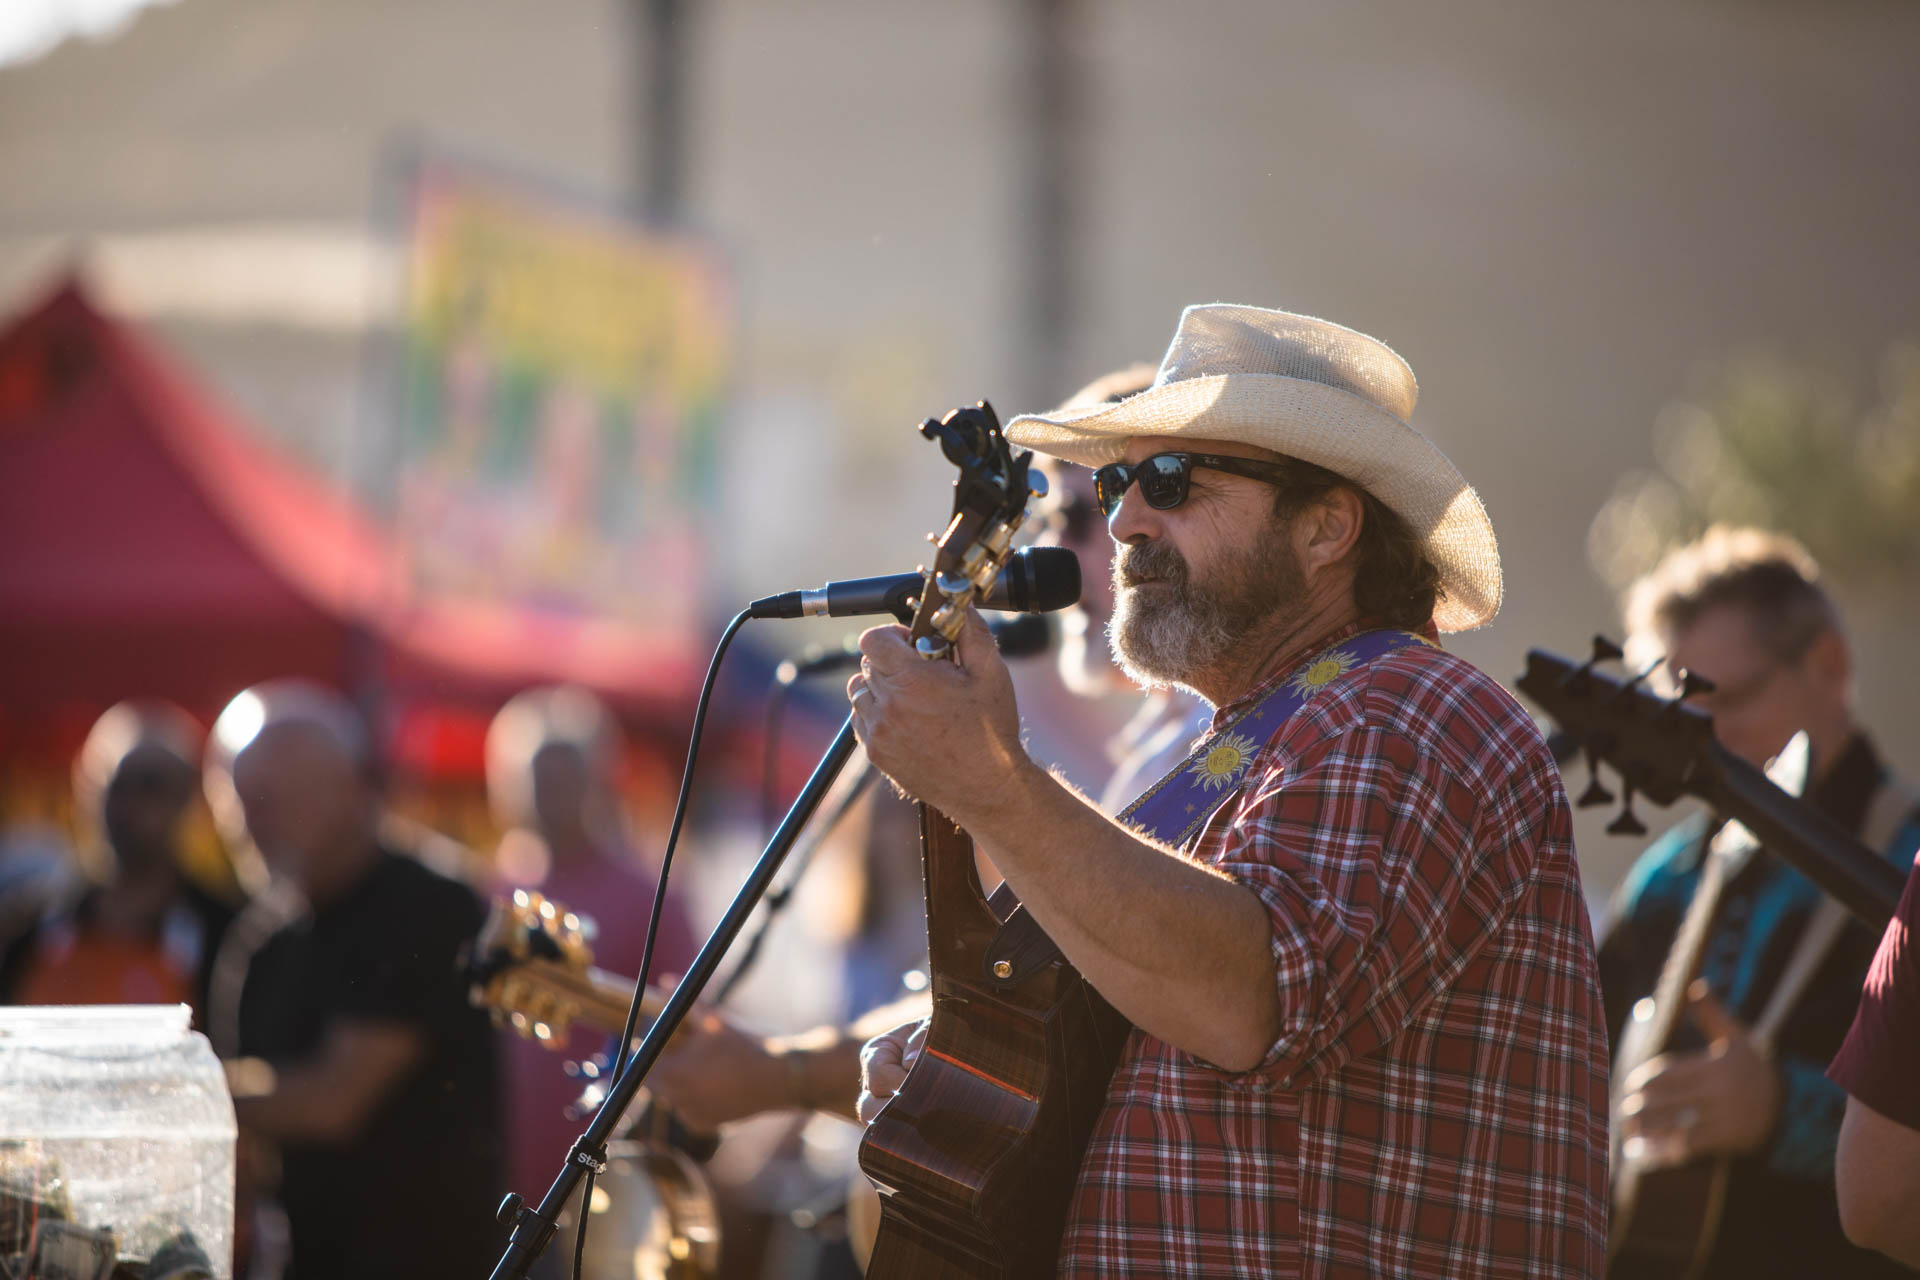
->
<box><xmin>1589</xmin><ymin>343</ymin><xmax>1920</xmax><ymax>590</ymax></box>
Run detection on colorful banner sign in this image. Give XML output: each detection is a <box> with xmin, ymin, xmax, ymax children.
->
<box><xmin>394</xmin><ymin>163</ymin><xmax>728</xmax><ymax>641</ymax></box>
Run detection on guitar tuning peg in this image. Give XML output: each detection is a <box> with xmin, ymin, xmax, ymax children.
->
<box><xmin>1559</xmin><ymin>635</ymin><xmax>1627</xmax><ymax>691</ymax></box>
<box><xmin>1620</xmin><ymin>660</ymin><xmax>1662</xmax><ymax>693</ymax></box>
<box><xmin>1576</xmin><ymin>747</ymin><xmax>1615</xmax><ymax>809</ymax></box>
<box><xmin>1606</xmin><ymin>783</ymin><xmax>1648</xmax><ymax>837</ymax></box>
<box><xmin>1670</xmin><ymin>669</ymin><xmax>1717</xmax><ymax>704</ymax></box>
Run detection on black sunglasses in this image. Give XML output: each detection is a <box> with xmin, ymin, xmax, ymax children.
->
<box><xmin>1092</xmin><ymin>452</ymin><xmax>1302</xmax><ymax>518</ymax></box>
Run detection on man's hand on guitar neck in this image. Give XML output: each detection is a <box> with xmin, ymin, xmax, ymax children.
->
<box><xmin>1618</xmin><ymin>980</ymin><xmax>1784</xmax><ymax>1167</ymax></box>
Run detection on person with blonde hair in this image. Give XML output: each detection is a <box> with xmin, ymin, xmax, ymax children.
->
<box><xmin>1599</xmin><ymin>525</ymin><xmax>1920</xmax><ymax>1279</ymax></box>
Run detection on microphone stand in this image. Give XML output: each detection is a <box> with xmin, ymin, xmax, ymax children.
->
<box><xmin>487</xmin><ymin>716</ymin><xmax>863</xmax><ymax>1280</ymax></box>
<box><xmin>719</xmin><ymin>759</ymin><xmax>879</xmax><ymax>1003</ymax></box>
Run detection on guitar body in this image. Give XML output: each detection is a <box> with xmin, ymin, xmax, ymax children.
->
<box><xmin>858</xmin><ymin>807</ymin><xmax>1131</xmax><ymax>1278</ymax></box>
<box><xmin>1608</xmin><ymin>1157</ymin><xmax>1729</xmax><ymax>1280</ymax></box>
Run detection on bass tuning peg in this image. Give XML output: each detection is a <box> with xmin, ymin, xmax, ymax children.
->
<box><xmin>1605</xmin><ymin>782</ymin><xmax>1648</xmax><ymax>837</ymax></box>
<box><xmin>1559</xmin><ymin>635</ymin><xmax>1626</xmax><ymax>691</ymax></box>
<box><xmin>1669</xmin><ymin>669</ymin><xmax>1717</xmax><ymax>705</ymax></box>
<box><xmin>1576</xmin><ymin>747</ymin><xmax>1615</xmax><ymax>809</ymax></box>
<box><xmin>1620</xmin><ymin>660</ymin><xmax>1663</xmax><ymax>693</ymax></box>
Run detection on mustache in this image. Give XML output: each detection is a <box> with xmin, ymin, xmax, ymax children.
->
<box><xmin>1114</xmin><ymin>540</ymin><xmax>1189</xmax><ymax>590</ymax></box>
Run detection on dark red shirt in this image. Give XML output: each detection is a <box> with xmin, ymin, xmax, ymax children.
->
<box><xmin>1830</xmin><ymin>862</ymin><xmax>1920</xmax><ymax>1132</ymax></box>
<box><xmin>1060</xmin><ymin>625</ymin><xmax>1610</xmax><ymax>1277</ymax></box>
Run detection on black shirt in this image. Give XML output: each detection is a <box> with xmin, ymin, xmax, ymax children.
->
<box><xmin>238</xmin><ymin>850</ymin><xmax>502</xmax><ymax>1279</ymax></box>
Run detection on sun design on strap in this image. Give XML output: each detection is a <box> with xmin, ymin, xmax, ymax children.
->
<box><xmin>1190</xmin><ymin>730</ymin><xmax>1260</xmax><ymax>792</ymax></box>
<box><xmin>1288</xmin><ymin>646</ymin><xmax>1359</xmax><ymax>696</ymax></box>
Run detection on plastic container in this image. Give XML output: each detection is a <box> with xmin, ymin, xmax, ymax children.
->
<box><xmin>0</xmin><ymin>1004</ymin><xmax>236</xmax><ymax>1277</ymax></box>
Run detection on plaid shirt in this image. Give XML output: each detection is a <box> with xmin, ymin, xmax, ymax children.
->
<box><xmin>1060</xmin><ymin>624</ymin><xmax>1609</xmax><ymax>1277</ymax></box>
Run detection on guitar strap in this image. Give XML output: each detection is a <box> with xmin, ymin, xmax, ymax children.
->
<box><xmin>1751</xmin><ymin>771</ymin><xmax>1920</xmax><ymax>1052</ymax></box>
<box><xmin>1114</xmin><ymin>628</ymin><xmax>1428</xmax><ymax>847</ymax></box>
<box><xmin>984</xmin><ymin>629</ymin><xmax>1424</xmax><ymax>984</ymax></box>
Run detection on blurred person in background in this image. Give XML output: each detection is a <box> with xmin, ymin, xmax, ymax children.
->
<box><xmin>0</xmin><ymin>700</ymin><xmax>234</xmax><ymax>1023</ymax></box>
<box><xmin>208</xmin><ymin>680</ymin><xmax>502</xmax><ymax>1280</ymax></box>
<box><xmin>1832</xmin><ymin>854</ymin><xmax>1920</xmax><ymax>1268</ymax></box>
<box><xmin>1598</xmin><ymin>526</ymin><xmax>1920</xmax><ymax>1278</ymax></box>
<box><xmin>483</xmin><ymin>684</ymin><xmax>699</xmax><ymax>1203</ymax></box>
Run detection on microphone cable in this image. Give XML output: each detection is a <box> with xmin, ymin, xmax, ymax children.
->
<box><xmin>572</xmin><ymin>607</ymin><xmax>751</xmax><ymax>1280</ymax></box>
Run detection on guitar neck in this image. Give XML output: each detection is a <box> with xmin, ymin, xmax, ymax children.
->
<box><xmin>516</xmin><ymin>958</ymin><xmax>668</xmax><ymax>1039</ymax></box>
<box><xmin>1707</xmin><ymin>744</ymin><xmax>1904</xmax><ymax>931</ymax></box>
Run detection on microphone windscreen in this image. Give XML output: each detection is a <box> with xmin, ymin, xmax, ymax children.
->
<box><xmin>1003</xmin><ymin>545</ymin><xmax>1081</xmax><ymax>613</ymax></box>
<box><xmin>988</xmin><ymin>612</ymin><xmax>1052</xmax><ymax>658</ymax></box>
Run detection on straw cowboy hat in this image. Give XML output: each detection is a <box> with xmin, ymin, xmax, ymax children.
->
<box><xmin>1005</xmin><ymin>303</ymin><xmax>1502</xmax><ymax>632</ymax></box>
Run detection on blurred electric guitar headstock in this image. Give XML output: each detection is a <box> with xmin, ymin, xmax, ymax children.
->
<box><xmin>469</xmin><ymin>889</ymin><xmax>666</xmax><ymax>1046</ymax></box>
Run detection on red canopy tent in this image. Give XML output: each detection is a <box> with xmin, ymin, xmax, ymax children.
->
<box><xmin>0</xmin><ymin>275</ymin><xmax>701</xmax><ymax>779</ymax></box>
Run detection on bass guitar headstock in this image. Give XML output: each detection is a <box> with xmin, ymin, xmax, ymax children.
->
<box><xmin>1517</xmin><ymin>638</ymin><xmax>1904</xmax><ymax>928</ymax></box>
<box><xmin>1516</xmin><ymin>639</ymin><xmax>1720</xmax><ymax>836</ymax></box>
<box><xmin>908</xmin><ymin>402</ymin><xmax>1042</xmax><ymax>661</ymax></box>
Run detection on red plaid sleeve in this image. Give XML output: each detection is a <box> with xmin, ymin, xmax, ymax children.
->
<box><xmin>1211</xmin><ymin>664</ymin><xmax>1561</xmax><ymax>1087</ymax></box>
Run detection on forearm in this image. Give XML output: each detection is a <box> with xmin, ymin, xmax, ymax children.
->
<box><xmin>230</xmin><ymin>1059</ymin><xmax>367</xmax><ymax>1145</ymax></box>
<box><xmin>966</xmin><ymin>759</ymin><xmax>1278</xmax><ymax>1070</ymax></box>
<box><xmin>682</xmin><ymin>994</ymin><xmax>934</xmax><ymax>1124</ymax></box>
<box><xmin>767</xmin><ymin>1032</ymin><xmax>863</xmax><ymax>1120</ymax></box>
<box><xmin>226</xmin><ymin>1021</ymin><xmax>425</xmax><ymax>1146</ymax></box>
<box><xmin>1838</xmin><ymin>1097</ymin><xmax>1920</xmax><ymax>1267</ymax></box>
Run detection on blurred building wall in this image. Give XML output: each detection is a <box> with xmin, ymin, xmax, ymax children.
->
<box><xmin>2</xmin><ymin>0</ymin><xmax>1917</xmax><ymax>893</ymax></box>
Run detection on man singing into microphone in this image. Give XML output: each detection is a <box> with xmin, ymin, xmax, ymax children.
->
<box><xmin>851</xmin><ymin>304</ymin><xmax>1608</xmax><ymax>1277</ymax></box>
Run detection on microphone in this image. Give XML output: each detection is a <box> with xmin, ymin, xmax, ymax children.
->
<box><xmin>748</xmin><ymin>546</ymin><xmax>1080</xmax><ymax>622</ymax></box>
<box><xmin>776</xmin><ymin>612</ymin><xmax>1055</xmax><ymax>682</ymax></box>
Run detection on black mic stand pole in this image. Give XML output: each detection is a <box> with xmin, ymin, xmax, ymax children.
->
<box><xmin>719</xmin><ymin>759</ymin><xmax>879</xmax><ymax>1003</ymax></box>
<box><xmin>487</xmin><ymin>715</ymin><xmax>863</xmax><ymax>1280</ymax></box>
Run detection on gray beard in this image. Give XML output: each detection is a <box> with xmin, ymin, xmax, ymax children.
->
<box><xmin>1108</xmin><ymin>522</ymin><xmax>1306</xmax><ymax>693</ymax></box>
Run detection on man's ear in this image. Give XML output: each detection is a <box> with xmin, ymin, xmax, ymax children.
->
<box><xmin>1295</xmin><ymin>486</ymin><xmax>1365</xmax><ymax>575</ymax></box>
<box><xmin>1802</xmin><ymin>626</ymin><xmax>1851</xmax><ymax>698</ymax></box>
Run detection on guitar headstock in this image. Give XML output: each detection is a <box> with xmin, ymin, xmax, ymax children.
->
<box><xmin>1522</xmin><ymin>637</ymin><xmax>1907</xmax><ymax>929</ymax></box>
<box><xmin>470</xmin><ymin>889</ymin><xmax>601</xmax><ymax>1046</ymax></box>
<box><xmin>908</xmin><ymin>402</ymin><xmax>1042</xmax><ymax>661</ymax></box>
<box><xmin>1516</xmin><ymin>640</ymin><xmax>1722</xmax><ymax>834</ymax></box>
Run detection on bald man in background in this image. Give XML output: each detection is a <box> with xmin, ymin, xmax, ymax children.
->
<box><xmin>210</xmin><ymin>681</ymin><xmax>501</xmax><ymax>1280</ymax></box>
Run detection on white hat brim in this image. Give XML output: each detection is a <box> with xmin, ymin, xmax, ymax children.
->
<box><xmin>1006</xmin><ymin>373</ymin><xmax>1502</xmax><ymax>632</ymax></box>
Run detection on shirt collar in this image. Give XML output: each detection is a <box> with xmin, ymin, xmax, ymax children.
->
<box><xmin>1811</xmin><ymin>731</ymin><xmax>1881</xmax><ymax>834</ymax></box>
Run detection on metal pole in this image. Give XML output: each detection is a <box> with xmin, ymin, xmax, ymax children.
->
<box><xmin>487</xmin><ymin>717</ymin><xmax>862</xmax><ymax>1280</ymax></box>
<box><xmin>640</xmin><ymin>0</ymin><xmax>687</xmax><ymax>222</ymax></box>
<box><xmin>1014</xmin><ymin>0</ymin><xmax>1079</xmax><ymax>409</ymax></box>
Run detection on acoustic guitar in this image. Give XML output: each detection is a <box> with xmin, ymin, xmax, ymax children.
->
<box><xmin>1516</xmin><ymin>647</ymin><xmax>1904</xmax><ymax>1280</ymax></box>
<box><xmin>469</xmin><ymin>889</ymin><xmax>720</xmax><ymax>1280</ymax></box>
<box><xmin>854</xmin><ymin>403</ymin><xmax>1132</xmax><ymax>1279</ymax></box>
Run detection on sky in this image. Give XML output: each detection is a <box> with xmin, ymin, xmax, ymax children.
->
<box><xmin>0</xmin><ymin>0</ymin><xmax>176</xmax><ymax>69</ymax></box>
